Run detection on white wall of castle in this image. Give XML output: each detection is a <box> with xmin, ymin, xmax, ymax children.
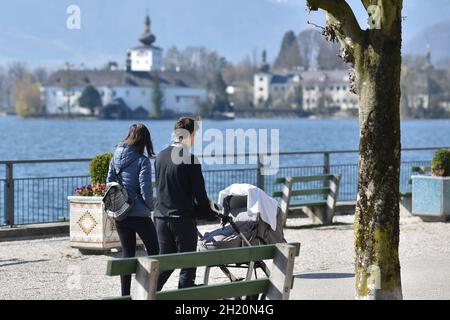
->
<box><xmin>253</xmin><ymin>73</ymin><xmax>272</xmax><ymax>106</ymax></box>
<box><xmin>43</xmin><ymin>85</ymin><xmax>207</xmax><ymax>116</ymax></box>
<box><xmin>303</xmin><ymin>83</ymin><xmax>358</xmax><ymax>111</ymax></box>
<box><xmin>130</xmin><ymin>48</ymin><xmax>163</xmax><ymax>72</ymax></box>
<box><xmin>253</xmin><ymin>72</ymin><xmax>359</xmax><ymax>111</ymax></box>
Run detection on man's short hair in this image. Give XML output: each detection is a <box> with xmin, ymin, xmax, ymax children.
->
<box><xmin>174</xmin><ymin>117</ymin><xmax>198</xmax><ymax>134</ymax></box>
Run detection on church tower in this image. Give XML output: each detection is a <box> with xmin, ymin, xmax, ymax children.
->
<box><xmin>128</xmin><ymin>14</ymin><xmax>163</xmax><ymax>72</ymax></box>
<box><xmin>254</xmin><ymin>50</ymin><xmax>273</xmax><ymax>106</ymax></box>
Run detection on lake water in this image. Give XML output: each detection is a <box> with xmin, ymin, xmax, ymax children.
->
<box><xmin>1</xmin><ymin>116</ymin><xmax>450</xmax><ymax>176</ymax></box>
<box><xmin>1</xmin><ymin>116</ymin><xmax>449</xmax><ymax>224</ymax></box>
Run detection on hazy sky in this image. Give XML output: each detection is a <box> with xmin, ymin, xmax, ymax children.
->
<box><xmin>0</xmin><ymin>0</ymin><xmax>449</xmax><ymax>69</ymax></box>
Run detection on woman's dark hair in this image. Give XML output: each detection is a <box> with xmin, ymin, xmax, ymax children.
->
<box><xmin>123</xmin><ymin>123</ymin><xmax>155</xmax><ymax>157</ymax></box>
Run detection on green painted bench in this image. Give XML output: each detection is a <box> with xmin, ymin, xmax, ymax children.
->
<box><xmin>105</xmin><ymin>243</ymin><xmax>301</xmax><ymax>300</ymax></box>
<box><xmin>273</xmin><ymin>174</ymin><xmax>341</xmax><ymax>225</ymax></box>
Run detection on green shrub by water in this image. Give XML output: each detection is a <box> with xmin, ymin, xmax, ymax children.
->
<box><xmin>90</xmin><ymin>153</ymin><xmax>113</xmax><ymax>184</ymax></box>
<box><xmin>431</xmin><ymin>149</ymin><xmax>450</xmax><ymax>177</ymax></box>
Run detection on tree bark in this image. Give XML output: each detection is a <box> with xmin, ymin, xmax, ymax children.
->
<box><xmin>306</xmin><ymin>0</ymin><xmax>404</xmax><ymax>299</ymax></box>
<box><xmin>354</xmin><ymin>28</ymin><xmax>403</xmax><ymax>300</ymax></box>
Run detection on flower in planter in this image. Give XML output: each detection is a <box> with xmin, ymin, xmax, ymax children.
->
<box><xmin>432</xmin><ymin>167</ymin><xmax>445</xmax><ymax>177</ymax></box>
<box><xmin>431</xmin><ymin>149</ymin><xmax>450</xmax><ymax>177</ymax></box>
<box><xmin>75</xmin><ymin>183</ymin><xmax>107</xmax><ymax>197</ymax></box>
<box><xmin>74</xmin><ymin>152</ymin><xmax>113</xmax><ymax>197</ymax></box>
<box><xmin>93</xmin><ymin>183</ymin><xmax>107</xmax><ymax>197</ymax></box>
<box><xmin>75</xmin><ymin>185</ymin><xmax>93</xmax><ymax>197</ymax></box>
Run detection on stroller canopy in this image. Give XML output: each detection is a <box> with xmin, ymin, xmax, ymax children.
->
<box><xmin>218</xmin><ymin>184</ymin><xmax>279</xmax><ymax>231</ymax></box>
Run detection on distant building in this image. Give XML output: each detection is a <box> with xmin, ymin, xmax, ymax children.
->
<box><xmin>43</xmin><ymin>15</ymin><xmax>207</xmax><ymax>118</ymax></box>
<box><xmin>127</xmin><ymin>15</ymin><xmax>164</xmax><ymax>72</ymax></box>
<box><xmin>254</xmin><ymin>51</ymin><xmax>358</xmax><ymax>111</ymax></box>
<box><xmin>403</xmin><ymin>72</ymin><xmax>430</xmax><ymax>110</ymax></box>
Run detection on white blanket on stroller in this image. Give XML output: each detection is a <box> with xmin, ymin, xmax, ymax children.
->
<box><xmin>218</xmin><ymin>184</ymin><xmax>279</xmax><ymax>231</ymax></box>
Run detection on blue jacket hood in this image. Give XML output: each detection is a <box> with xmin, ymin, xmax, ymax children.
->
<box><xmin>113</xmin><ymin>144</ymin><xmax>140</xmax><ymax>172</ymax></box>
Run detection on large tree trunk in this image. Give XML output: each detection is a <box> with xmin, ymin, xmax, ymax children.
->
<box><xmin>306</xmin><ymin>0</ymin><xmax>404</xmax><ymax>300</ymax></box>
<box><xmin>354</xmin><ymin>24</ymin><xmax>403</xmax><ymax>300</ymax></box>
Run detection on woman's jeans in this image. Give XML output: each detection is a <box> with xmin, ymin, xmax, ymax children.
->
<box><xmin>155</xmin><ymin>217</ymin><xmax>198</xmax><ymax>291</ymax></box>
<box><xmin>115</xmin><ymin>216</ymin><xmax>159</xmax><ymax>296</ymax></box>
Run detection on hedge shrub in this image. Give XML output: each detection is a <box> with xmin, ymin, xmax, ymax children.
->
<box><xmin>90</xmin><ymin>152</ymin><xmax>113</xmax><ymax>185</ymax></box>
<box><xmin>431</xmin><ymin>149</ymin><xmax>450</xmax><ymax>177</ymax></box>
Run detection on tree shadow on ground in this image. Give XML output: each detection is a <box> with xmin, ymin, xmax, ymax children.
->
<box><xmin>284</xmin><ymin>222</ymin><xmax>353</xmax><ymax>231</ymax></box>
<box><xmin>0</xmin><ymin>259</ymin><xmax>50</xmax><ymax>268</ymax></box>
<box><xmin>295</xmin><ymin>273</ymin><xmax>355</xmax><ymax>280</ymax></box>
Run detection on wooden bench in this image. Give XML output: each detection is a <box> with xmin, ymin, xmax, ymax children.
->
<box><xmin>273</xmin><ymin>174</ymin><xmax>341</xmax><ymax>225</ymax></box>
<box><xmin>105</xmin><ymin>243</ymin><xmax>301</xmax><ymax>300</ymax></box>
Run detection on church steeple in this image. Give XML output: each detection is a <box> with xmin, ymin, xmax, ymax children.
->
<box><xmin>139</xmin><ymin>14</ymin><xmax>156</xmax><ymax>46</ymax></box>
<box><xmin>258</xmin><ymin>49</ymin><xmax>270</xmax><ymax>73</ymax></box>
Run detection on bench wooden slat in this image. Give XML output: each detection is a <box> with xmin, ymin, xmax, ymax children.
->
<box><xmin>290</xmin><ymin>200</ymin><xmax>328</xmax><ymax>207</ymax></box>
<box><xmin>105</xmin><ymin>280</ymin><xmax>269</xmax><ymax>301</ymax></box>
<box><xmin>411</xmin><ymin>166</ymin><xmax>431</xmax><ymax>173</ymax></box>
<box><xmin>156</xmin><ymin>279</ymin><xmax>269</xmax><ymax>300</ymax></box>
<box><xmin>274</xmin><ymin>174</ymin><xmax>341</xmax><ymax>225</ymax></box>
<box><xmin>290</xmin><ymin>188</ymin><xmax>331</xmax><ymax>197</ymax></box>
<box><xmin>107</xmin><ymin>243</ymin><xmax>301</xmax><ymax>277</ymax></box>
<box><xmin>105</xmin><ymin>296</ymin><xmax>132</xmax><ymax>300</ymax></box>
<box><xmin>273</xmin><ymin>188</ymin><xmax>330</xmax><ymax>198</ymax></box>
<box><xmin>275</xmin><ymin>174</ymin><xmax>336</xmax><ymax>185</ymax></box>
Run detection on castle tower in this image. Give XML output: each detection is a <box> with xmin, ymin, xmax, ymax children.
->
<box><xmin>128</xmin><ymin>14</ymin><xmax>163</xmax><ymax>72</ymax></box>
<box><xmin>254</xmin><ymin>50</ymin><xmax>273</xmax><ymax>106</ymax></box>
<box><xmin>258</xmin><ymin>49</ymin><xmax>271</xmax><ymax>73</ymax></box>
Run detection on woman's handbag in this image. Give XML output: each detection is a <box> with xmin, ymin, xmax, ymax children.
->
<box><xmin>102</xmin><ymin>160</ymin><xmax>136</xmax><ymax>222</ymax></box>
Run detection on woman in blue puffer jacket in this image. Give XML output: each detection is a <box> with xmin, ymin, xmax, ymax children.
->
<box><xmin>107</xmin><ymin>123</ymin><xmax>159</xmax><ymax>296</ymax></box>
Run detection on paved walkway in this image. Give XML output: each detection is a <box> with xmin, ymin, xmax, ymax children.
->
<box><xmin>0</xmin><ymin>213</ymin><xmax>449</xmax><ymax>300</ymax></box>
<box><xmin>292</xmin><ymin>255</ymin><xmax>450</xmax><ymax>300</ymax></box>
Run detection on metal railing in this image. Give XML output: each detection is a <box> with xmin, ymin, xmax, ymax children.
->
<box><xmin>0</xmin><ymin>147</ymin><xmax>445</xmax><ymax>227</ymax></box>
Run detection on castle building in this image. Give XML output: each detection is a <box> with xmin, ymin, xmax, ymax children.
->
<box><xmin>43</xmin><ymin>15</ymin><xmax>207</xmax><ymax>118</ymax></box>
<box><xmin>254</xmin><ymin>51</ymin><xmax>358</xmax><ymax>111</ymax></box>
<box><xmin>127</xmin><ymin>15</ymin><xmax>163</xmax><ymax>72</ymax></box>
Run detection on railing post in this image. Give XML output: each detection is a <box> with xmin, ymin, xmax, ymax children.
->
<box><xmin>257</xmin><ymin>154</ymin><xmax>265</xmax><ymax>191</ymax></box>
<box><xmin>4</xmin><ymin>162</ymin><xmax>14</xmax><ymax>227</ymax></box>
<box><xmin>323</xmin><ymin>153</ymin><xmax>330</xmax><ymax>200</ymax></box>
<box><xmin>323</xmin><ymin>152</ymin><xmax>330</xmax><ymax>176</ymax></box>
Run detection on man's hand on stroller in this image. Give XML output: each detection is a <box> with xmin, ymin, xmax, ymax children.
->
<box><xmin>207</xmin><ymin>198</ymin><xmax>235</xmax><ymax>227</ymax></box>
<box><xmin>218</xmin><ymin>213</ymin><xmax>233</xmax><ymax>228</ymax></box>
<box><xmin>207</xmin><ymin>198</ymin><xmax>223</xmax><ymax>222</ymax></box>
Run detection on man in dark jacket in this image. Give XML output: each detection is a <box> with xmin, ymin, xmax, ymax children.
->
<box><xmin>155</xmin><ymin>117</ymin><xmax>218</xmax><ymax>290</ymax></box>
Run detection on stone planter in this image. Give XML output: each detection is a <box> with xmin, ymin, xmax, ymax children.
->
<box><xmin>68</xmin><ymin>196</ymin><xmax>121</xmax><ymax>252</ymax></box>
<box><xmin>412</xmin><ymin>176</ymin><xmax>450</xmax><ymax>222</ymax></box>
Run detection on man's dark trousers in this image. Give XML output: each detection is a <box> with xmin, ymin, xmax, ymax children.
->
<box><xmin>155</xmin><ymin>217</ymin><xmax>198</xmax><ymax>291</ymax></box>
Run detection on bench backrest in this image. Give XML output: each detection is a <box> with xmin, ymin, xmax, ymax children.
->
<box><xmin>411</xmin><ymin>166</ymin><xmax>431</xmax><ymax>175</ymax></box>
<box><xmin>272</xmin><ymin>174</ymin><xmax>340</xmax><ymax>199</ymax></box>
<box><xmin>106</xmin><ymin>243</ymin><xmax>301</xmax><ymax>301</ymax></box>
<box><xmin>272</xmin><ymin>174</ymin><xmax>341</xmax><ymax>223</ymax></box>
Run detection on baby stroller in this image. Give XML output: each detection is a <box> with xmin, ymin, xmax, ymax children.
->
<box><xmin>198</xmin><ymin>188</ymin><xmax>286</xmax><ymax>299</ymax></box>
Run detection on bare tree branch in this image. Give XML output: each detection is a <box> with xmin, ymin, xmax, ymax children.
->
<box><xmin>307</xmin><ymin>0</ymin><xmax>363</xmax><ymax>43</ymax></box>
